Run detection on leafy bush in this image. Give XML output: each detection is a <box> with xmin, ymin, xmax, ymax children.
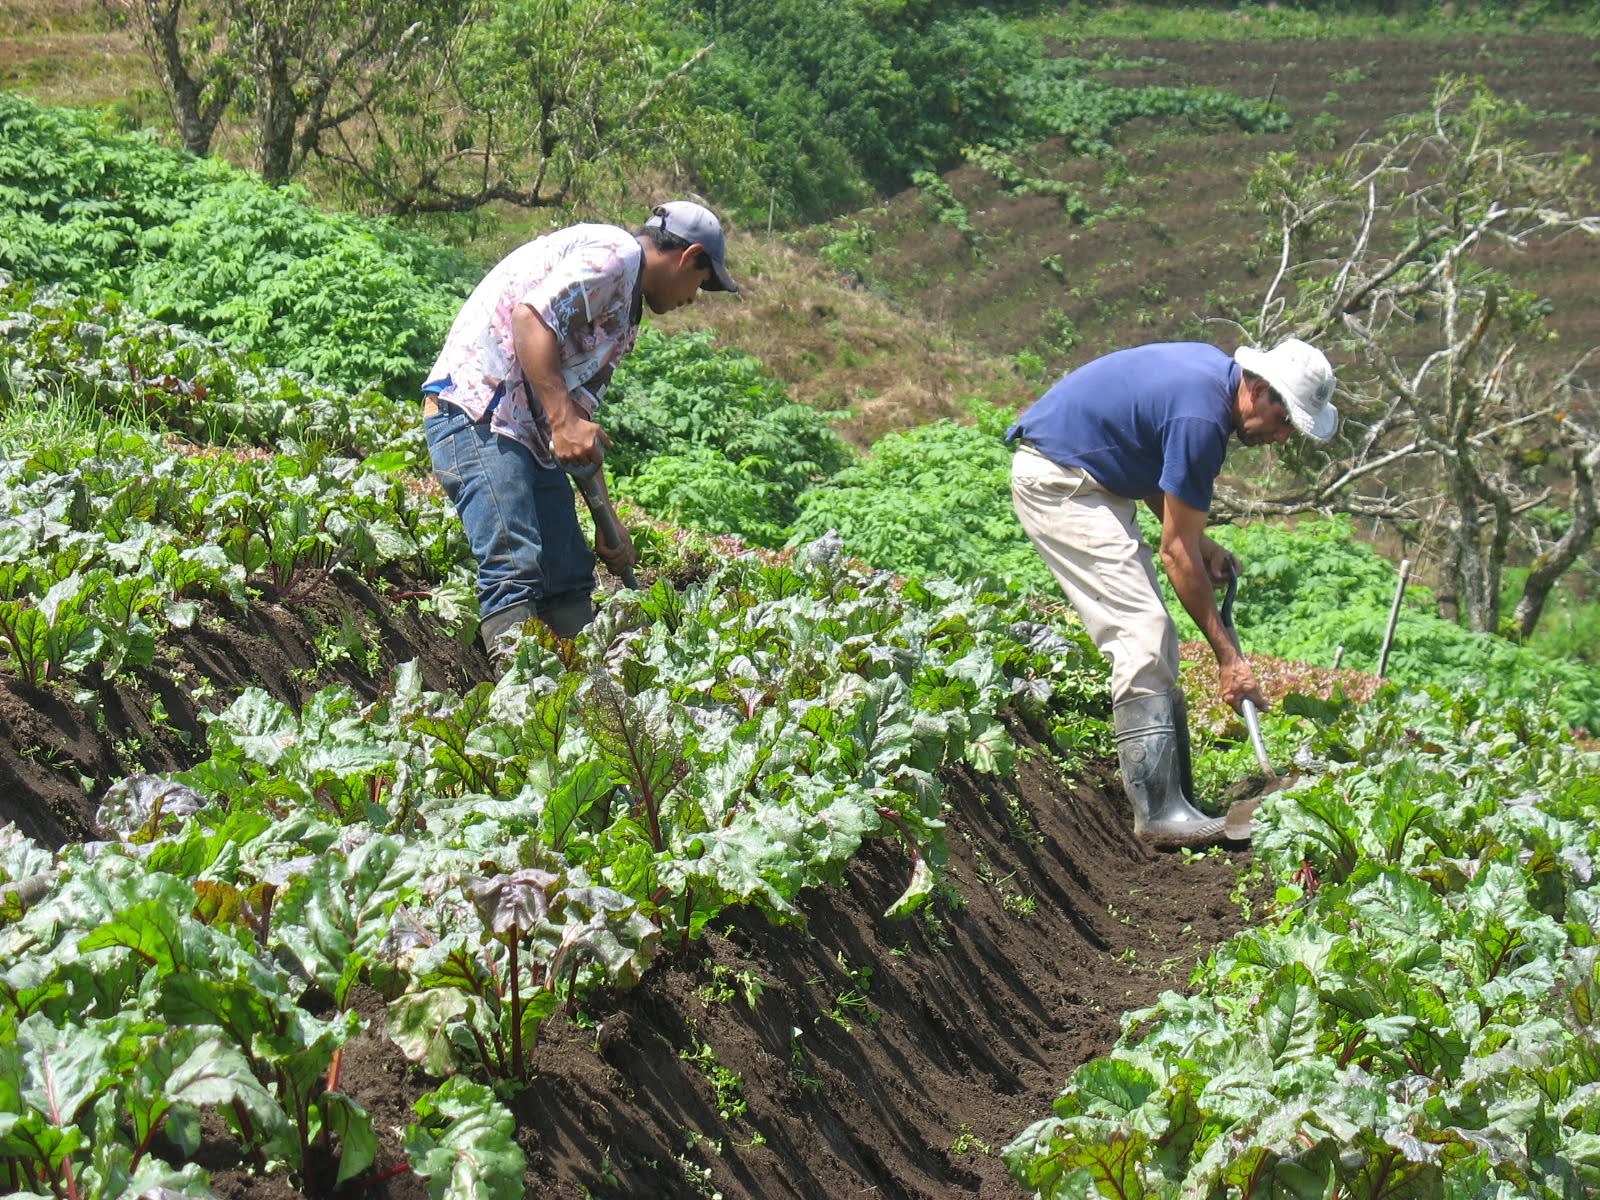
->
<box><xmin>657</xmin><ymin>1</ymin><xmax>1035</xmax><ymax>217</ymax></box>
<box><xmin>604</xmin><ymin>326</ymin><xmax>852</xmax><ymax>532</ymax></box>
<box><xmin>0</xmin><ymin>92</ymin><xmax>475</xmax><ymax>396</ymax></box>
<box><xmin>625</xmin><ymin>447</ymin><xmax>790</xmax><ymax>547</ymax></box>
<box><xmin>788</xmin><ymin>411</ymin><xmax>1053</xmax><ymax>589</ymax></box>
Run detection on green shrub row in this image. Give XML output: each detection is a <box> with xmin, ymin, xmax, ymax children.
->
<box><xmin>1007</xmin><ymin>685</ymin><xmax>1600</xmax><ymax>1197</ymax></box>
<box><xmin>0</xmin><ymin>92</ymin><xmax>475</xmax><ymax>397</ymax></box>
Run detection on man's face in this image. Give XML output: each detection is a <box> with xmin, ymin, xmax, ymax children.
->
<box><xmin>1237</xmin><ymin>378</ymin><xmax>1295</xmax><ymax>447</ymax></box>
<box><xmin>645</xmin><ymin>249</ymin><xmax>714</xmax><ymax>314</ymax></box>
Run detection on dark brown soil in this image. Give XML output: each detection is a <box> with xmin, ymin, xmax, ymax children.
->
<box><xmin>0</xmin><ymin>566</ymin><xmax>484</xmax><ymax>847</ymax></box>
<box><xmin>0</xmin><ymin>567</ymin><xmax>1254</xmax><ymax>1198</ymax></box>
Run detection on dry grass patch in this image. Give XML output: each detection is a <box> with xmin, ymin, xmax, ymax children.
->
<box><xmin>652</xmin><ymin>234</ymin><xmax>1033</xmax><ymax>447</ymax></box>
<box><xmin>0</xmin><ymin>0</ymin><xmax>152</xmax><ymax>110</ymax></box>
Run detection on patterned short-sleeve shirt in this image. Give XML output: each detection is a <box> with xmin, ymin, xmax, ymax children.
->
<box><xmin>424</xmin><ymin>223</ymin><xmax>643</xmax><ymax>466</ymax></box>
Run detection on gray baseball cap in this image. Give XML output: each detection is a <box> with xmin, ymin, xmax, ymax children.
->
<box><xmin>648</xmin><ymin>201</ymin><xmax>739</xmax><ymax>293</ymax></box>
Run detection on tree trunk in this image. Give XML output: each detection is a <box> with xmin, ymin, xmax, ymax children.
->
<box><xmin>122</xmin><ymin>0</ymin><xmax>235</xmax><ymax>156</ymax></box>
<box><xmin>1435</xmin><ymin>535</ymin><xmax>1461</xmax><ymax>624</ymax></box>
<box><xmin>1514</xmin><ymin>443</ymin><xmax>1600</xmax><ymax>639</ymax></box>
<box><xmin>255</xmin><ymin>44</ymin><xmax>299</xmax><ymax>184</ymax></box>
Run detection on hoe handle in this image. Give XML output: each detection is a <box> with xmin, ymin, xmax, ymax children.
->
<box><xmin>1221</xmin><ymin>563</ymin><xmax>1277</xmax><ymax>779</ymax></box>
<box><xmin>568</xmin><ymin>462</ymin><xmax>640</xmax><ymax>591</ymax></box>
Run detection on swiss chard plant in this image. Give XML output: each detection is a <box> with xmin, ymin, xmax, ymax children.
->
<box><xmin>1004</xmin><ymin>687</ymin><xmax>1600</xmax><ymax>1198</ymax></box>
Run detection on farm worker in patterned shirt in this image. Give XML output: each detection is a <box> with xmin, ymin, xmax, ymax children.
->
<box><xmin>1007</xmin><ymin>339</ymin><xmax>1337</xmax><ymax>848</ymax></box>
<box><xmin>422</xmin><ymin>201</ymin><xmax>738</xmax><ymax>663</ymax></box>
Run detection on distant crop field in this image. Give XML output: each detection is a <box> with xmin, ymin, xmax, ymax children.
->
<box><xmin>849</xmin><ymin>31</ymin><xmax>1600</xmax><ymax>384</ymax></box>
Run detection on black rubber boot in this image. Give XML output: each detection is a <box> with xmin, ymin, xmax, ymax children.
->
<box><xmin>538</xmin><ymin>595</ymin><xmax>594</xmax><ymax>640</ymax></box>
<box><xmin>1112</xmin><ymin>692</ymin><xmax>1229</xmax><ymax>849</ymax></box>
<box><xmin>479</xmin><ymin>600</ymin><xmax>537</xmax><ymax>670</ymax></box>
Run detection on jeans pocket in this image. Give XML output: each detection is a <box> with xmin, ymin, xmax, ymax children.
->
<box><xmin>425</xmin><ymin>417</ymin><xmax>465</xmax><ymax>492</ymax></box>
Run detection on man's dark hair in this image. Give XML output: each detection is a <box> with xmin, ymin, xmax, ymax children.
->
<box><xmin>1240</xmin><ymin>368</ymin><xmax>1286</xmax><ymax>410</ymax></box>
<box><xmin>637</xmin><ymin>223</ymin><xmax>714</xmax><ymax>272</ymax></box>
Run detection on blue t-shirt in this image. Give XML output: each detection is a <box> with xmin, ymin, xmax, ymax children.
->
<box><xmin>1006</xmin><ymin>342</ymin><xmax>1237</xmax><ymax>512</ymax></box>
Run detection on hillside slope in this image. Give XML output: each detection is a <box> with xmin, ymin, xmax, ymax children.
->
<box><xmin>786</xmin><ymin>31</ymin><xmax>1600</xmax><ymax>384</ymax></box>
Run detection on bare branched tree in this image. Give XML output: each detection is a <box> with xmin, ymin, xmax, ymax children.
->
<box><xmin>1216</xmin><ymin>77</ymin><xmax>1600</xmax><ymax>639</ymax></box>
<box><xmin>105</xmin><ymin>0</ymin><xmax>465</xmax><ymax>182</ymax></box>
<box><xmin>109</xmin><ymin>0</ymin><xmax>727</xmax><ymax>210</ymax></box>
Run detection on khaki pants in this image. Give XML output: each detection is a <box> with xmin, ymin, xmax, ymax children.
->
<box><xmin>1010</xmin><ymin>442</ymin><xmax>1178</xmax><ymax>701</ymax></box>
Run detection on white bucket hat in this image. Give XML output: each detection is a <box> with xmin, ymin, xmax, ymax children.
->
<box><xmin>1234</xmin><ymin>338</ymin><xmax>1338</xmax><ymax>442</ymax></box>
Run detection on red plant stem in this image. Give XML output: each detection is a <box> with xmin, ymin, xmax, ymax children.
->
<box><xmin>389</xmin><ymin>591</ymin><xmax>432</xmax><ymax>601</ymax></box>
<box><xmin>631</xmin><ymin>784</ymin><xmax>664</xmax><ymax>854</ymax></box>
<box><xmin>566</xmin><ymin>954</ymin><xmax>581</xmax><ymax>1016</ymax></box>
<box><xmin>232</xmin><ymin>1099</ymin><xmax>268</xmax><ymax>1170</ymax></box>
<box><xmin>364</xmin><ymin>1162</ymin><xmax>414</xmax><ymax>1189</ymax></box>
<box><xmin>467</xmin><ymin>1026</ymin><xmax>497</xmax><ymax>1077</ymax></box>
<box><xmin>326</xmin><ymin>1046</ymin><xmax>344</xmax><ymax>1095</ymax></box>
<box><xmin>875</xmin><ymin>806</ymin><xmax>924</xmax><ymax>869</ymax></box>
<box><xmin>42</xmin><ymin>1081</ymin><xmax>81</xmax><ymax>1200</ymax></box>
<box><xmin>256</xmin><ymin>884</ymin><xmax>276</xmax><ymax>950</ymax></box>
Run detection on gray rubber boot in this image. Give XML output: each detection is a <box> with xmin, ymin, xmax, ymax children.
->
<box><xmin>1112</xmin><ymin>692</ymin><xmax>1229</xmax><ymax>849</ymax></box>
<box><xmin>479</xmin><ymin>600</ymin><xmax>537</xmax><ymax>669</ymax></box>
<box><xmin>538</xmin><ymin>595</ymin><xmax>594</xmax><ymax>640</ymax></box>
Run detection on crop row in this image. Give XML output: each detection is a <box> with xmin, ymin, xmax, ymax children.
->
<box><xmin>1005</xmin><ymin>688</ymin><xmax>1600</xmax><ymax>1198</ymax></box>
<box><xmin>0</xmin><ymin>519</ymin><xmax>1107</xmax><ymax>1196</ymax></box>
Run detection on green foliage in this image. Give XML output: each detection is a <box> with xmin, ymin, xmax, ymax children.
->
<box><xmin>911</xmin><ymin>171</ymin><xmax>975</xmax><ymax>236</ymax></box>
<box><xmin>788</xmin><ymin>410</ymin><xmax>1053</xmax><ymax>590</ymax></box>
<box><xmin>0</xmin><ymin>274</ymin><xmax>420</xmax><ymax>456</ymax></box>
<box><xmin>0</xmin><ymin>92</ymin><xmax>474</xmax><ymax>396</ymax></box>
<box><xmin>0</xmin><ymin>540</ymin><xmax>1104</xmax><ymax>1183</ymax></box>
<box><xmin>0</xmin><ymin>396</ymin><xmax>470</xmax><ymax>686</ymax></box>
<box><xmin>626</xmin><ymin>448</ymin><xmax>790</xmax><ymax>547</ymax></box>
<box><xmin>327</xmin><ymin>0</ymin><xmax>747</xmax><ymax>218</ymax></box>
<box><xmin>817</xmin><ymin>221</ymin><xmax>880</xmax><ymax>275</ymax></box>
<box><xmin>659</xmin><ymin>1</ymin><xmax>1036</xmax><ymax>217</ymax></box>
<box><xmin>127</xmin><ymin>178</ymin><xmax>469</xmax><ymax>394</ymax></box>
<box><xmin>604</xmin><ymin>326</ymin><xmax>853</xmax><ymax>533</ymax></box>
<box><xmin>1010</xmin><ymin>52</ymin><xmax>1289</xmax><ymax>158</ymax></box>
<box><xmin>1192</xmin><ymin>517</ymin><xmax>1600</xmax><ymax>730</ymax></box>
<box><xmin>1007</xmin><ymin>687</ymin><xmax>1600</xmax><ymax>1197</ymax></box>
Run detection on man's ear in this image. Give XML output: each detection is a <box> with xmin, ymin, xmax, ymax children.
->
<box><xmin>681</xmin><ymin>243</ymin><xmax>706</xmax><ymax>267</ymax></box>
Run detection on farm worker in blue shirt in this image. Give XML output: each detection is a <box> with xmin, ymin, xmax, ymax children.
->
<box><xmin>1008</xmin><ymin>339</ymin><xmax>1337</xmax><ymax>848</ymax></box>
<box><xmin>423</xmin><ymin>201</ymin><xmax>738</xmax><ymax>665</ymax></box>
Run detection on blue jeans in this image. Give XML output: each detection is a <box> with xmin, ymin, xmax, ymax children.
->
<box><xmin>425</xmin><ymin>409</ymin><xmax>595</xmax><ymax>619</ymax></box>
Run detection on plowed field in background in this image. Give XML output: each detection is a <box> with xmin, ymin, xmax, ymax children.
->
<box><xmin>851</xmin><ymin>33</ymin><xmax>1600</xmax><ymax>382</ymax></box>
